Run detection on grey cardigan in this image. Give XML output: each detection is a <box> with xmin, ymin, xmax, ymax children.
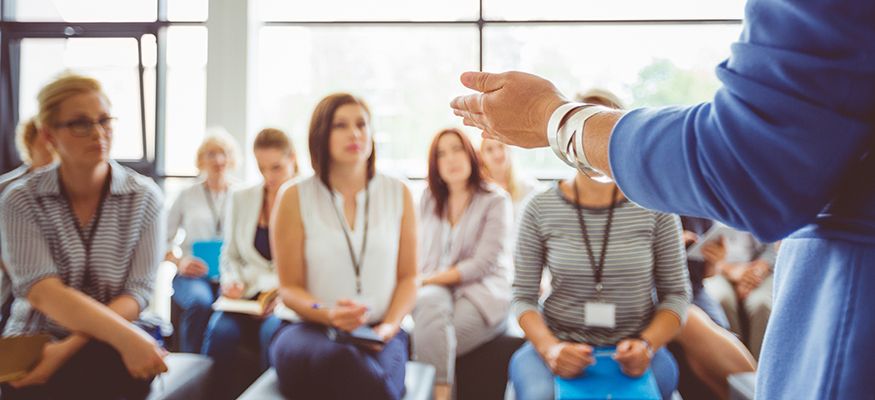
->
<box><xmin>418</xmin><ymin>185</ymin><xmax>513</xmax><ymax>326</ymax></box>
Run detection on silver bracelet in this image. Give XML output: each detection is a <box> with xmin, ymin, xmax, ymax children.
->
<box><xmin>547</xmin><ymin>102</ymin><xmax>588</xmax><ymax>169</ymax></box>
<box><xmin>567</xmin><ymin>105</ymin><xmax>613</xmax><ymax>183</ymax></box>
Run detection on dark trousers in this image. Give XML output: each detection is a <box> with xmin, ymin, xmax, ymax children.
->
<box><xmin>269</xmin><ymin>322</ymin><xmax>409</xmax><ymax>400</ymax></box>
<box><xmin>0</xmin><ymin>341</ymin><xmax>152</xmax><ymax>400</ymax></box>
<box><xmin>201</xmin><ymin>311</ymin><xmax>282</xmax><ymax>400</ymax></box>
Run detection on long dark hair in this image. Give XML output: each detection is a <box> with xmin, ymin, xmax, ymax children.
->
<box><xmin>308</xmin><ymin>93</ymin><xmax>376</xmax><ymax>188</ymax></box>
<box><xmin>426</xmin><ymin>128</ymin><xmax>488</xmax><ymax>217</ymax></box>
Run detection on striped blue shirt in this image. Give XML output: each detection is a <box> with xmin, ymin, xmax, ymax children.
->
<box><xmin>513</xmin><ymin>184</ymin><xmax>691</xmax><ymax>346</ymax></box>
<box><xmin>0</xmin><ymin>161</ymin><xmax>164</xmax><ymax>338</ymax></box>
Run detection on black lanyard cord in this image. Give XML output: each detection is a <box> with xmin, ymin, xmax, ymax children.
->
<box><xmin>329</xmin><ymin>184</ymin><xmax>371</xmax><ymax>295</ymax></box>
<box><xmin>202</xmin><ymin>182</ymin><xmax>224</xmax><ymax>236</ymax></box>
<box><xmin>573</xmin><ymin>179</ymin><xmax>619</xmax><ymax>293</ymax></box>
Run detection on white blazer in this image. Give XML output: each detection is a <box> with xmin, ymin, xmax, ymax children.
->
<box><xmin>221</xmin><ymin>183</ymin><xmax>278</xmax><ymax>299</ymax></box>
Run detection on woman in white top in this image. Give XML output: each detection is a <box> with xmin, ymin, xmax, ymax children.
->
<box><xmin>165</xmin><ymin>131</ymin><xmax>239</xmax><ymax>353</ymax></box>
<box><xmin>270</xmin><ymin>93</ymin><xmax>417</xmax><ymax>399</ymax></box>
<box><xmin>201</xmin><ymin>128</ymin><xmax>298</xmax><ymax>399</ymax></box>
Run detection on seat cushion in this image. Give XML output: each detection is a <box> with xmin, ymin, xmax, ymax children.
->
<box><xmin>239</xmin><ymin>361</ymin><xmax>436</xmax><ymax>400</ymax></box>
<box><xmin>147</xmin><ymin>353</ymin><xmax>214</xmax><ymax>400</ymax></box>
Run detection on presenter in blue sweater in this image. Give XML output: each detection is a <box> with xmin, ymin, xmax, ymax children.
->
<box><xmin>450</xmin><ymin>0</ymin><xmax>874</xmax><ymax>398</ymax></box>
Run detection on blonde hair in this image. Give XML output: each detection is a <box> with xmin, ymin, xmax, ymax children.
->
<box><xmin>36</xmin><ymin>73</ymin><xmax>109</xmax><ymax>130</ymax></box>
<box><xmin>576</xmin><ymin>88</ymin><xmax>626</xmax><ymax>110</ymax></box>
<box><xmin>196</xmin><ymin>128</ymin><xmax>240</xmax><ymax>171</ymax></box>
<box><xmin>253</xmin><ymin>128</ymin><xmax>299</xmax><ymax>174</ymax></box>
<box><xmin>14</xmin><ymin>118</ymin><xmax>40</xmax><ymax>164</ymax></box>
<box><xmin>479</xmin><ymin>139</ymin><xmax>524</xmax><ymax>202</ymax></box>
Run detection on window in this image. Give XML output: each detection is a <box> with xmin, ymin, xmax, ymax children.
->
<box><xmin>163</xmin><ymin>26</ymin><xmax>207</xmax><ymax>176</ymax></box>
<box><xmin>257</xmin><ymin>26</ymin><xmax>478</xmax><ymax>178</ymax></box>
<box><xmin>1</xmin><ymin>0</ymin><xmax>208</xmax><ymax>176</ymax></box>
<box><xmin>18</xmin><ymin>37</ymin><xmax>148</xmax><ymax>160</ymax></box>
<box><xmin>483</xmin><ymin>23</ymin><xmax>740</xmax><ymax>175</ymax></box>
<box><xmin>256</xmin><ymin>1</ymin><xmax>743</xmax><ymax>179</ymax></box>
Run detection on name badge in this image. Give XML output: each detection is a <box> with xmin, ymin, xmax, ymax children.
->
<box><xmin>585</xmin><ymin>302</ymin><xmax>616</xmax><ymax>328</ymax></box>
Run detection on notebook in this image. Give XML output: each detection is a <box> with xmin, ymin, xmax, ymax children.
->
<box><xmin>191</xmin><ymin>239</ymin><xmax>223</xmax><ymax>280</ymax></box>
<box><xmin>554</xmin><ymin>347</ymin><xmax>661</xmax><ymax>400</ymax></box>
<box><xmin>0</xmin><ymin>334</ymin><xmax>52</xmax><ymax>383</ymax></box>
<box><xmin>213</xmin><ymin>289</ymin><xmax>278</xmax><ymax>316</ymax></box>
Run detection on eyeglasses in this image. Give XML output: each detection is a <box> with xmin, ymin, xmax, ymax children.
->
<box><xmin>55</xmin><ymin>116</ymin><xmax>116</xmax><ymax>137</ymax></box>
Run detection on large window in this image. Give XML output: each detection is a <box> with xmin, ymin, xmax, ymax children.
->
<box><xmin>255</xmin><ymin>1</ymin><xmax>744</xmax><ymax>179</ymax></box>
<box><xmin>0</xmin><ymin>0</ymin><xmax>207</xmax><ymax>176</ymax></box>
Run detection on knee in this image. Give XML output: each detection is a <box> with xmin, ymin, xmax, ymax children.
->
<box><xmin>206</xmin><ymin>314</ymin><xmax>241</xmax><ymax>343</ymax></box>
<box><xmin>414</xmin><ymin>287</ymin><xmax>453</xmax><ymax>320</ymax></box>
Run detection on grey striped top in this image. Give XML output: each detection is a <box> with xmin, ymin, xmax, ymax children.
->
<box><xmin>0</xmin><ymin>161</ymin><xmax>164</xmax><ymax>338</ymax></box>
<box><xmin>512</xmin><ymin>184</ymin><xmax>691</xmax><ymax>346</ymax></box>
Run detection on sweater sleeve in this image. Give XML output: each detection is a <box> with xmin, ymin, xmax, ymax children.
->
<box><xmin>609</xmin><ymin>0</ymin><xmax>875</xmax><ymax>242</ymax></box>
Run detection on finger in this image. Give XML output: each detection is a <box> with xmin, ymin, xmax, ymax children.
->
<box><xmin>462</xmin><ymin>117</ymin><xmax>482</xmax><ymax>129</ymax></box>
<box><xmin>460</xmin><ymin>71</ymin><xmax>504</xmax><ymax>93</ymax></box>
<box><xmin>450</xmin><ymin>94</ymin><xmax>482</xmax><ymax>113</ymax></box>
<box><xmin>336</xmin><ymin>298</ymin><xmax>353</xmax><ymax>307</ymax></box>
<box><xmin>572</xmin><ymin>344</ymin><xmax>593</xmax><ymax>355</ymax></box>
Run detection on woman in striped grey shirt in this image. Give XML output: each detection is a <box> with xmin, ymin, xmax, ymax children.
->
<box><xmin>0</xmin><ymin>74</ymin><xmax>167</xmax><ymax>399</ymax></box>
<box><xmin>509</xmin><ymin>167</ymin><xmax>691</xmax><ymax>399</ymax></box>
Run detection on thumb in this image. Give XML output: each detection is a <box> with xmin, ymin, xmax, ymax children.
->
<box><xmin>460</xmin><ymin>71</ymin><xmax>503</xmax><ymax>93</ymax></box>
<box><xmin>616</xmin><ymin>340</ymin><xmax>632</xmax><ymax>354</ymax></box>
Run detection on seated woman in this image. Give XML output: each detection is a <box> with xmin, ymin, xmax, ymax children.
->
<box><xmin>509</xmin><ymin>165</ymin><xmax>691</xmax><ymax>400</ymax></box>
<box><xmin>0</xmin><ymin>74</ymin><xmax>167</xmax><ymax>399</ymax></box>
<box><xmin>269</xmin><ymin>93</ymin><xmax>417</xmax><ymax>399</ymax></box>
<box><xmin>165</xmin><ymin>130</ymin><xmax>239</xmax><ymax>353</ymax></box>
<box><xmin>1</xmin><ymin>117</ymin><xmax>56</xmax><ymax>332</ymax></box>
<box><xmin>576</xmin><ymin>89</ymin><xmax>755</xmax><ymax>400</ymax></box>
<box><xmin>413</xmin><ymin>128</ymin><xmax>512</xmax><ymax>400</ymax></box>
<box><xmin>201</xmin><ymin>128</ymin><xmax>298</xmax><ymax>399</ymax></box>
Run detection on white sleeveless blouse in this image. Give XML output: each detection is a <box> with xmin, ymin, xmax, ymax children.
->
<box><xmin>275</xmin><ymin>173</ymin><xmax>405</xmax><ymax>324</ymax></box>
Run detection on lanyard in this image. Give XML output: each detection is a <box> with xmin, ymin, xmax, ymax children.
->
<box><xmin>573</xmin><ymin>180</ymin><xmax>619</xmax><ymax>298</ymax></box>
<box><xmin>329</xmin><ymin>186</ymin><xmax>370</xmax><ymax>295</ymax></box>
<box><xmin>58</xmin><ymin>169</ymin><xmax>111</xmax><ymax>290</ymax></box>
<box><xmin>202</xmin><ymin>182</ymin><xmax>224</xmax><ymax>237</ymax></box>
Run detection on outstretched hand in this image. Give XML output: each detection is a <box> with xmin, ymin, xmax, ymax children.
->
<box><xmin>450</xmin><ymin>71</ymin><xmax>568</xmax><ymax>149</ymax></box>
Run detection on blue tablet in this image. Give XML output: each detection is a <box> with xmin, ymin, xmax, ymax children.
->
<box><xmin>191</xmin><ymin>239</ymin><xmax>223</xmax><ymax>281</ymax></box>
<box><xmin>554</xmin><ymin>347</ymin><xmax>661</xmax><ymax>400</ymax></box>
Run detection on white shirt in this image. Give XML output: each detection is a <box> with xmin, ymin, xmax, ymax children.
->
<box><xmin>275</xmin><ymin>173</ymin><xmax>405</xmax><ymax>324</ymax></box>
<box><xmin>166</xmin><ymin>179</ymin><xmax>232</xmax><ymax>256</ymax></box>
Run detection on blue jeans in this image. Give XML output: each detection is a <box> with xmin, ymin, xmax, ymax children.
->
<box><xmin>202</xmin><ymin>311</ymin><xmax>281</xmax><ymax>400</ymax></box>
<box><xmin>509</xmin><ymin>342</ymin><xmax>678</xmax><ymax>400</ymax></box>
<box><xmin>171</xmin><ymin>276</ymin><xmax>218</xmax><ymax>353</ymax></box>
<box><xmin>269</xmin><ymin>322</ymin><xmax>409</xmax><ymax>400</ymax></box>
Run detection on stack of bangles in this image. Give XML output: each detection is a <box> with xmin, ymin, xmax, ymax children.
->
<box><xmin>547</xmin><ymin>103</ymin><xmax>613</xmax><ymax>183</ymax></box>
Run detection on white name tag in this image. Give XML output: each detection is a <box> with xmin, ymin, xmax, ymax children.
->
<box><xmin>585</xmin><ymin>302</ymin><xmax>616</xmax><ymax>328</ymax></box>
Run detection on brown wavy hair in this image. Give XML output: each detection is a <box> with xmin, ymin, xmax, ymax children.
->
<box><xmin>426</xmin><ymin>128</ymin><xmax>488</xmax><ymax>217</ymax></box>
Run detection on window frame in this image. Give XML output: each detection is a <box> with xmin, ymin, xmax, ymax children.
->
<box><xmin>0</xmin><ymin>0</ymin><xmax>206</xmax><ymax>179</ymax></box>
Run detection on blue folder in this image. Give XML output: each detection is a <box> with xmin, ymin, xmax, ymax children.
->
<box><xmin>554</xmin><ymin>347</ymin><xmax>661</xmax><ymax>400</ymax></box>
<box><xmin>191</xmin><ymin>239</ymin><xmax>223</xmax><ymax>281</ymax></box>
